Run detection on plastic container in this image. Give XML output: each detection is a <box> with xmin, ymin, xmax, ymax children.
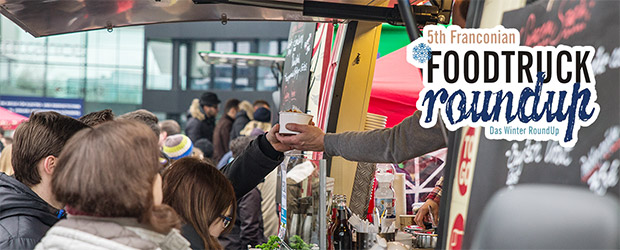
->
<box><xmin>279</xmin><ymin>112</ymin><xmax>313</xmax><ymax>134</ymax></box>
<box><xmin>374</xmin><ymin>164</ymin><xmax>396</xmax><ymax>231</ymax></box>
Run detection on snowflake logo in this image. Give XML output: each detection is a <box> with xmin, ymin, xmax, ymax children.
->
<box><xmin>412</xmin><ymin>43</ymin><xmax>432</xmax><ymax>64</ymax></box>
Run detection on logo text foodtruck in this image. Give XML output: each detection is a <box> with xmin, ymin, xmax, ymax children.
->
<box><xmin>408</xmin><ymin>25</ymin><xmax>599</xmax><ymax>148</ymax></box>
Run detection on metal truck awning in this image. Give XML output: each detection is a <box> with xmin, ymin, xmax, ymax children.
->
<box><xmin>0</xmin><ymin>0</ymin><xmax>451</xmax><ymax>37</ymax></box>
<box><xmin>0</xmin><ymin>0</ymin><xmax>356</xmax><ymax>37</ymax></box>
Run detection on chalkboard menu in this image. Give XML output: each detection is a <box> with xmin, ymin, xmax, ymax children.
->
<box><xmin>280</xmin><ymin>22</ymin><xmax>316</xmax><ymax>112</ymax></box>
<box><xmin>458</xmin><ymin>1</ymin><xmax>620</xmax><ymax>248</ymax></box>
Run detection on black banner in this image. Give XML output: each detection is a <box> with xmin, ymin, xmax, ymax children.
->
<box><xmin>462</xmin><ymin>0</ymin><xmax>619</xmax><ymax>248</ymax></box>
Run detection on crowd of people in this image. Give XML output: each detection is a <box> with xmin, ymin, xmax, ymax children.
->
<box><xmin>0</xmin><ymin>91</ymin><xmax>446</xmax><ymax>250</ymax></box>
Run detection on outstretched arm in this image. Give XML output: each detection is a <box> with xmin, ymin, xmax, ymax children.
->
<box><xmin>277</xmin><ymin>111</ymin><xmax>447</xmax><ymax>163</ymax></box>
<box><xmin>220</xmin><ymin>125</ymin><xmax>291</xmax><ymax>199</ymax></box>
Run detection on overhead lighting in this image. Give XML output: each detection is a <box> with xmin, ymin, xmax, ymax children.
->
<box><xmin>199</xmin><ymin>51</ymin><xmax>285</xmax><ymax>67</ymax></box>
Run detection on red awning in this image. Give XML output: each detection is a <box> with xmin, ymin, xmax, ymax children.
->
<box><xmin>368</xmin><ymin>46</ymin><xmax>423</xmax><ymax>128</ymax></box>
<box><xmin>0</xmin><ymin>106</ymin><xmax>27</xmax><ymax>130</ymax></box>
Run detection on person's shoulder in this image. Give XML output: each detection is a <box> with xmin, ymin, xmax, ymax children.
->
<box><xmin>0</xmin><ymin>236</ymin><xmax>40</xmax><ymax>250</ymax></box>
<box><xmin>0</xmin><ymin>215</ymin><xmax>50</xmax><ymax>249</ymax></box>
<box><xmin>186</xmin><ymin>117</ymin><xmax>199</xmax><ymax>125</ymax></box>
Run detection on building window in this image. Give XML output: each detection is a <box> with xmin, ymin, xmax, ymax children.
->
<box><xmin>146</xmin><ymin>40</ymin><xmax>173</xmax><ymax>90</ymax></box>
<box><xmin>190</xmin><ymin>41</ymin><xmax>212</xmax><ymax>90</ymax></box>
<box><xmin>180</xmin><ymin>43</ymin><xmax>188</xmax><ymax>90</ymax></box>
<box><xmin>187</xmin><ymin>39</ymin><xmax>285</xmax><ymax>91</ymax></box>
<box><xmin>234</xmin><ymin>41</ymin><xmax>253</xmax><ymax>91</ymax></box>
<box><xmin>213</xmin><ymin>41</ymin><xmax>234</xmax><ymax>90</ymax></box>
<box><xmin>256</xmin><ymin>40</ymin><xmax>282</xmax><ymax>91</ymax></box>
<box><xmin>0</xmin><ymin>16</ymin><xmax>144</xmax><ymax>108</ymax></box>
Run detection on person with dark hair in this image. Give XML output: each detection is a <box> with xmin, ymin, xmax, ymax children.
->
<box><xmin>185</xmin><ymin>92</ymin><xmax>221</xmax><ymax>143</ymax></box>
<box><xmin>194</xmin><ymin>138</ymin><xmax>214</xmax><ymax>159</ymax></box>
<box><xmin>117</xmin><ymin>109</ymin><xmax>160</xmax><ymax>138</ymax></box>
<box><xmin>159</xmin><ymin>119</ymin><xmax>182</xmax><ymax>147</ymax></box>
<box><xmin>35</xmin><ymin>120</ymin><xmax>190</xmax><ymax>249</ymax></box>
<box><xmin>218</xmin><ymin>135</ymin><xmax>266</xmax><ymax>249</ymax></box>
<box><xmin>159</xmin><ymin>119</ymin><xmax>181</xmax><ymax>137</ymax></box>
<box><xmin>212</xmin><ymin>98</ymin><xmax>240</xmax><ymax>162</ymax></box>
<box><xmin>163</xmin><ymin>157</ymin><xmax>237</xmax><ymax>250</ymax></box>
<box><xmin>217</xmin><ymin>135</ymin><xmax>255</xmax><ymax>170</ymax></box>
<box><xmin>0</xmin><ymin>112</ymin><xmax>89</xmax><ymax>249</ymax></box>
<box><xmin>78</xmin><ymin>109</ymin><xmax>115</xmax><ymax>127</ymax></box>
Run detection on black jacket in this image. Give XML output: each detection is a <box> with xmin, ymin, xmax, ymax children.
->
<box><xmin>230</xmin><ymin>110</ymin><xmax>251</xmax><ymax>141</ymax></box>
<box><xmin>185</xmin><ymin>116</ymin><xmax>216</xmax><ymax>143</ymax></box>
<box><xmin>0</xmin><ymin>173</ymin><xmax>61</xmax><ymax>250</ymax></box>
<box><xmin>219</xmin><ymin>188</ymin><xmax>266</xmax><ymax>249</ymax></box>
<box><xmin>182</xmin><ymin>134</ymin><xmax>283</xmax><ymax>249</ymax></box>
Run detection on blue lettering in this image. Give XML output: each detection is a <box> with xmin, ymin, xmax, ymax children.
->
<box><xmin>422</xmin><ymin>89</ymin><xmax>449</xmax><ymax>123</ymax></box>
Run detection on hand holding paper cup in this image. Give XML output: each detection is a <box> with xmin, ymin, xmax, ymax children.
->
<box><xmin>279</xmin><ymin>111</ymin><xmax>313</xmax><ymax>134</ymax></box>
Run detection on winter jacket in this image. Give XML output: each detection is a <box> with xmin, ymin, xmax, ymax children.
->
<box><xmin>219</xmin><ymin>188</ymin><xmax>266</xmax><ymax>249</ymax></box>
<box><xmin>213</xmin><ymin>115</ymin><xmax>235</xmax><ymax>162</ymax></box>
<box><xmin>185</xmin><ymin>116</ymin><xmax>216</xmax><ymax>144</ymax></box>
<box><xmin>221</xmin><ymin>133</ymin><xmax>283</xmax><ymax>201</ymax></box>
<box><xmin>324</xmin><ymin>110</ymin><xmax>447</xmax><ymax>163</ymax></box>
<box><xmin>240</xmin><ymin>121</ymin><xmax>272</xmax><ymax>137</ymax></box>
<box><xmin>230</xmin><ymin>110</ymin><xmax>251</xmax><ymax>141</ymax></box>
<box><xmin>35</xmin><ymin>216</ymin><xmax>190</xmax><ymax>250</ymax></box>
<box><xmin>0</xmin><ymin>173</ymin><xmax>61</xmax><ymax>250</ymax></box>
<box><xmin>182</xmin><ymin>134</ymin><xmax>283</xmax><ymax>249</ymax></box>
<box><xmin>256</xmin><ymin>169</ymin><xmax>278</xmax><ymax>238</ymax></box>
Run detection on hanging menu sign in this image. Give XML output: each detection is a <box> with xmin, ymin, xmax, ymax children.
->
<box><xmin>280</xmin><ymin>22</ymin><xmax>316</xmax><ymax>112</ymax></box>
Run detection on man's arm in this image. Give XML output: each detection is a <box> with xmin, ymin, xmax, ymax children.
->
<box><xmin>324</xmin><ymin>111</ymin><xmax>446</xmax><ymax>163</ymax></box>
<box><xmin>277</xmin><ymin>111</ymin><xmax>447</xmax><ymax>163</ymax></box>
<box><xmin>414</xmin><ymin>176</ymin><xmax>442</xmax><ymax>227</ymax></box>
<box><xmin>220</xmin><ymin>125</ymin><xmax>291</xmax><ymax>199</ymax></box>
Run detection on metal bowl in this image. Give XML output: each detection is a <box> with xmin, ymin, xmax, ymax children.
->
<box><xmin>412</xmin><ymin>232</ymin><xmax>437</xmax><ymax>248</ymax></box>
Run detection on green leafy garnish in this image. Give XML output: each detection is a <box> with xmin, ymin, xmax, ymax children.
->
<box><xmin>255</xmin><ymin>235</ymin><xmax>281</xmax><ymax>250</ymax></box>
<box><xmin>289</xmin><ymin>235</ymin><xmax>311</xmax><ymax>250</ymax></box>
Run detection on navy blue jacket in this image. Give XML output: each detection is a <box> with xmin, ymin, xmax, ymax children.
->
<box><xmin>0</xmin><ymin>173</ymin><xmax>61</xmax><ymax>249</ymax></box>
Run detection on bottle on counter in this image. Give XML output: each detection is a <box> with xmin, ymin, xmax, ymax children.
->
<box><xmin>332</xmin><ymin>195</ymin><xmax>353</xmax><ymax>250</ymax></box>
<box><xmin>327</xmin><ymin>194</ymin><xmax>341</xmax><ymax>250</ymax></box>
<box><xmin>374</xmin><ymin>164</ymin><xmax>396</xmax><ymax>230</ymax></box>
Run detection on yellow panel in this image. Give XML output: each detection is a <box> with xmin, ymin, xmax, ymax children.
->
<box><xmin>330</xmin><ymin>21</ymin><xmax>383</xmax><ymax>200</ymax></box>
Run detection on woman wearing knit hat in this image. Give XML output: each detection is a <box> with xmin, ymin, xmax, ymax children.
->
<box><xmin>163</xmin><ymin>134</ymin><xmax>194</xmax><ymax>161</ymax></box>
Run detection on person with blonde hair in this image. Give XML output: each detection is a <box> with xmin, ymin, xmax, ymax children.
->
<box><xmin>240</xmin><ymin>107</ymin><xmax>272</xmax><ymax>137</ymax></box>
<box><xmin>230</xmin><ymin>100</ymin><xmax>255</xmax><ymax>141</ymax></box>
<box><xmin>0</xmin><ymin>144</ymin><xmax>13</xmax><ymax>175</ymax></box>
<box><xmin>35</xmin><ymin>120</ymin><xmax>190</xmax><ymax>249</ymax></box>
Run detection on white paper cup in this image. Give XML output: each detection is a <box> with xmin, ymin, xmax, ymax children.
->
<box><xmin>279</xmin><ymin>112</ymin><xmax>313</xmax><ymax>134</ymax></box>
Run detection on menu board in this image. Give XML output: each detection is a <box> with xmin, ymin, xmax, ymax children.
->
<box><xmin>459</xmin><ymin>0</ymin><xmax>620</xmax><ymax>248</ymax></box>
<box><xmin>280</xmin><ymin>22</ymin><xmax>316</xmax><ymax>112</ymax></box>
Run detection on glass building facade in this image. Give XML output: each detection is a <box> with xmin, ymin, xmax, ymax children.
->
<box><xmin>1</xmin><ymin>17</ymin><xmax>290</xmax><ymax>117</ymax></box>
<box><xmin>0</xmin><ymin>16</ymin><xmax>144</xmax><ymax>114</ymax></box>
<box><xmin>145</xmin><ymin>39</ymin><xmax>287</xmax><ymax>92</ymax></box>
